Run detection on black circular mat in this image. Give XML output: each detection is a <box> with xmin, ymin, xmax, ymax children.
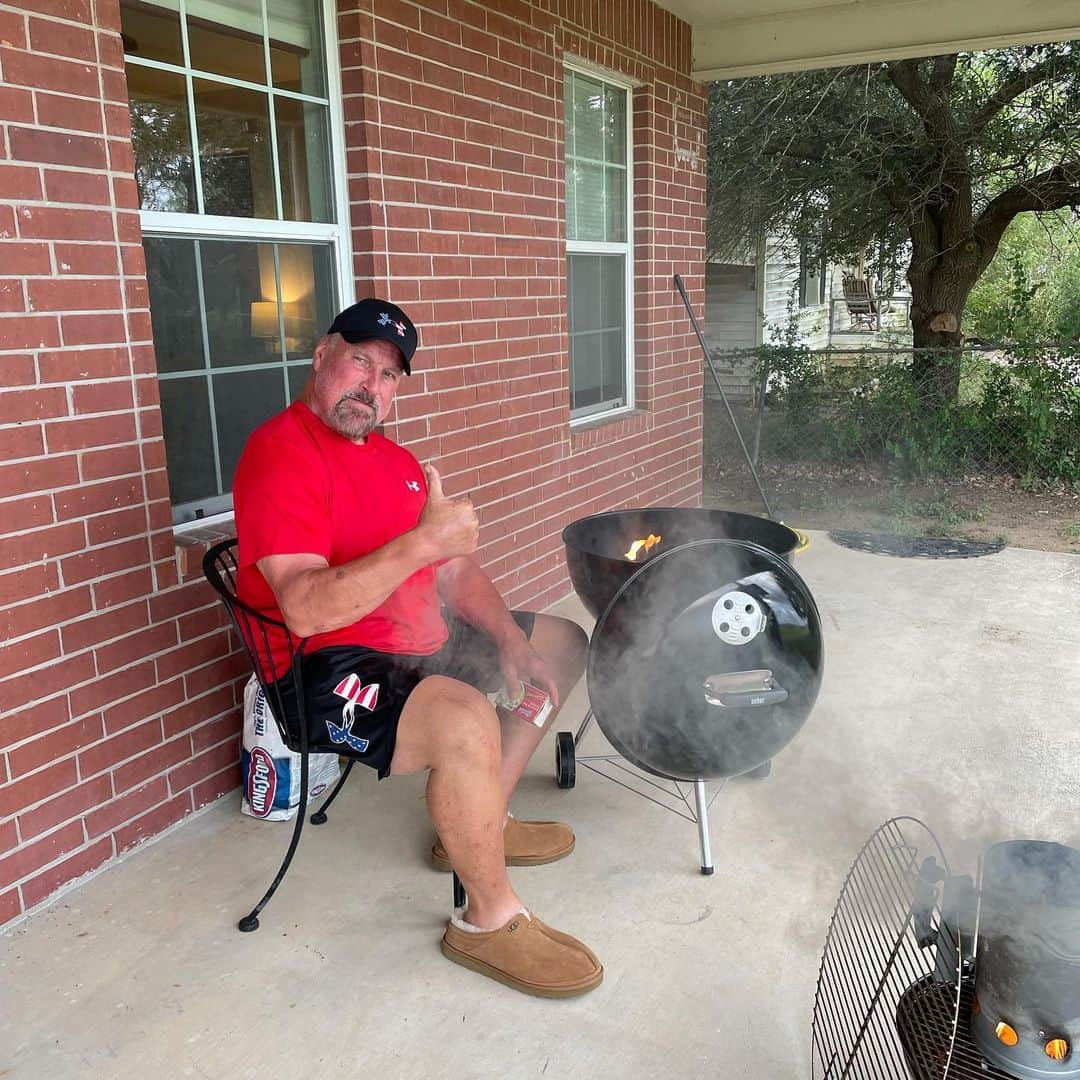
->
<box><xmin>828</xmin><ymin>530</ymin><xmax>1005</xmax><ymax>559</ymax></box>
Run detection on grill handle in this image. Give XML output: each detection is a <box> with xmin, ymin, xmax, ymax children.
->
<box><xmin>703</xmin><ymin>669</ymin><xmax>788</xmax><ymax>708</ymax></box>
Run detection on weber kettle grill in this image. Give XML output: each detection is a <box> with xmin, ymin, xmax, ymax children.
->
<box><xmin>558</xmin><ymin>508</ymin><xmax>824</xmax><ymax>872</ymax></box>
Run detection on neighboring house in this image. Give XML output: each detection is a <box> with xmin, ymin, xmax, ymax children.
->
<box><xmin>0</xmin><ymin>0</ymin><xmax>705</xmax><ymax>926</ymax></box>
<box><xmin>705</xmin><ymin>237</ymin><xmax>910</xmax><ymax>399</ymax></box>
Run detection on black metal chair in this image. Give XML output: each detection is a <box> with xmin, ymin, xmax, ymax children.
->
<box><xmin>203</xmin><ymin>537</ymin><xmax>465</xmax><ymax>932</ymax></box>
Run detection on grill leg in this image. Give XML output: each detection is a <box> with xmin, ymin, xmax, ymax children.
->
<box><xmin>693</xmin><ymin>780</ymin><xmax>714</xmax><ymax>875</ymax></box>
<box><xmin>310</xmin><ymin>758</ymin><xmax>355</xmax><ymax>824</ymax></box>
<box><xmin>573</xmin><ymin>708</ymin><xmax>594</xmax><ymax>748</ymax></box>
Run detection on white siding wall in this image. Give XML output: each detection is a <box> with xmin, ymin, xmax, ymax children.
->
<box><xmin>761</xmin><ymin>236</ymin><xmax>834</xmax><ymax>349</ymax></box>
<box><xmin>704</xmin><ymin>261</ymin><xmax>758</xmax><ymax>401</ymax></box>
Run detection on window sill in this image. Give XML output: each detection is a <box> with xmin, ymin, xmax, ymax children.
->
<box><xmin>174</xmin><ymin>516</ymin><xmax>236</xmax><ymax>581</ymax></box>
<box><xmin>570</xmin><ymin>409</ymin><xmax>650</xmax><ymax>452</ymax></box>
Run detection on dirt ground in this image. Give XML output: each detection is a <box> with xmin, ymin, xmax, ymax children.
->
<box><xmin>702</xmin><ymin>403</ymin><xmax>1080</xmax><ymax>554</ymax></box>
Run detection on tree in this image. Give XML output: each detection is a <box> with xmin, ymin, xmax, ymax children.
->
<box><xmin>707</xmin><ymin>44</ymin><xmax>1080</xmax><ymax>403</ymax></box>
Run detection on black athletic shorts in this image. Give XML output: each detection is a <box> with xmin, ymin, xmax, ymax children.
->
<box><xmin>271</xmin><ymin>611</ymin><xmax>536</xmax><ymax>780</ymax></box>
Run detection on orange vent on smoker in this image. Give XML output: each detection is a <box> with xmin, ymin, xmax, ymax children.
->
<box><xmin>995</xmin><ymin>1022</ymin><xmax>1019</xmax><ymax>1047</ymax></box>
<box><xmin>1046</xmin><ymin>1038</ymin><xmax>1070</xmax><ymax>1061</ymax></box>
<box><xmin>625</xmin><ymin>534</ymin><xmax>662</xmax><ymax>561</ymax></box>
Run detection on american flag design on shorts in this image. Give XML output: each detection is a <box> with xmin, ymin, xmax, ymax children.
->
<box><xmin>326</xmin><ymin>673</ymin><xmax>380</xmax><ymax>753</ymax></box>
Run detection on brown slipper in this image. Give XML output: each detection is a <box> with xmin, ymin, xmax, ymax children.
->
<box><xmin>432</xmin><ymin>817</ymin><xmax>575</xmax><ymax>872</ymax></box>
<box><xmin>441</xmin><ymin>909</ymin><xmax>602</xmax><ymax>998</ymax></box>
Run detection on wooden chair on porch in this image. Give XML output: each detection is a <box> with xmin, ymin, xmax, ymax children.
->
<box><xmin>203</xmin><ymin>537</ymin><xmax>465</xmax><ymax>933</ymax></box>
<box><xmin>841</xmin><ymin>273</ymin><xmax>880</xmax><ymax>330</ymax></box>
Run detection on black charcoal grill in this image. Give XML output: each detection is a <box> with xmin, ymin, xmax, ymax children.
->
<box><xmin>558</xmin><ymin>507</ymin><xmax>823</xmax><ymax>873</ymax></box>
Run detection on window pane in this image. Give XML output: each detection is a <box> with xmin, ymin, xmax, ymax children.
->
<box><xmin>269</xmin><ymin>0</ymin><xmax>326</xmax><ymax>96</ymax></box>
<box><xmin>127</xmin><ymin>65</ymin><xmax>195</xmax><ymax>213</ymax></box>
<box><xmin>287</xmin><ymin>363</ymin><xmax>309</xmax><ymax>401</ymax></box>
<box><xmin>572</xmin><ymin>161</ymin><xmax>605</xmax><ymax>243</ymax></box>
<box><xmin>569</xmin><ymin>253</ymin><xmax>626</xmax><ymax>414</ymax></box>
<box><xmin>213</xmin><ymin>368</ymin><xmax>287</xmax><ymax>488</ymax></box>
<box><xmin>276</xmin><ymin>98</ymin><xmax>332</xmax><ymax>223</ymax></box>
<box><xmin>159</xmin><ymin>376</ymin><xmax>216</xmax><ymax>506</ymax></box>
<box><xmin>144</xmin><ymin>236</ymin><xmax>203</xmax><ymax>373</ymax></box>
<box><xmin>194</xmin><ymin>79</ymin><xmax>276</xmax><ymax>218</ymax></box>
<box><xmin>571</xmin><ymin>74</ymin><xmax>604</xmax><ymax>161</ymax></box>
<box><xmin>186</xmin><ymin>0</ymin><xmax>266</xmax><ymax>84</ymax></box>
<box><xmin>277</xmin><ymin>242</ymin><xmax>335</xmax><ymax>358</ymax></box>
<box><xmin>605</xmin><ymin>165</ymin><xmax>626</xmax><ymax>243</ymax></box>
<box><xmin>120</xmin><ymin>0</ymin><xmax>183</xmax><ymax>66</ymax></box>
<box><xmin>198</xmin><ymin>239</ymin><xmax>268</xmax><ymax>366</ymax></box>
<box><xmin>604</xmin><ymin>84</ymin><xmax>626</xmax><ymax>165</ymax></box>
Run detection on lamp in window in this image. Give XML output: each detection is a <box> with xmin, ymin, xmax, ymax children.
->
<box><xmin>250</xmin><ymin>299</ymin><xmax>280</xmax><ymax>343</ymax></box>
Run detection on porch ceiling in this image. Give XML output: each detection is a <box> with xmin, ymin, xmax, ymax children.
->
<box><xmin>657</xmin><ymin>0</ymin><xmax>1080</xmax><ymax>81</ymax></box>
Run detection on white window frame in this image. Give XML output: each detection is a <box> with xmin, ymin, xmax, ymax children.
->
<box><xmin>565</xmin><ymin>61</ymin><xmax>635</xmax><ymax>425</ymax></box>
<box><xmin>127</xmin><ymin>0</ymin><xmax>353</xmax><ymax>530</ymax></box>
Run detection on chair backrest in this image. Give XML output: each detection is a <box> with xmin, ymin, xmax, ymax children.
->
<box><xmin>202</xmin><ymin>537</ymin><xmax>305</xmax><ymax>752</ymax></box>
<box><xmin>842</xmin><ymin>274</ymin><xmax>875</xmax><ymax>314</ymax></box>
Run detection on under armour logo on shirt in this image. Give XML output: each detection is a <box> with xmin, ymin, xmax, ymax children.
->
<box><xmin>406</xmin><ymin>480</ymin><xmax>421</xmax><ymax>492</ymax></box>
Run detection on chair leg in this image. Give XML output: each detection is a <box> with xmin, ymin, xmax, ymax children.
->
<box><xmin>452</xmin><ymin>871</ymin><xmax>466</xmax><ymax>910</ymax></box>
<box><xmin>239</xmin><ymin>748</ymin><xmax>310</xmax><ymax>932</ymax></box>
<box><xmin>310</xmin><ymin>758</ymin><xmax>354</xmax><ymax>825</ymax></box>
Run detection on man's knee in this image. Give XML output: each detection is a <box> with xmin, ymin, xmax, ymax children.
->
<box><xmin>414</xmin><ymin>675</ymin><xmax>501</xmax><ymax>766</ymax></box>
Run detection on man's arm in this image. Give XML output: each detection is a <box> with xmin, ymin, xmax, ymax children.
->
<box><xmin>437</xmin><ymin>556</ymin><xmax>560</xmax><ymax>707</ymax></box>
<box><xmin>259</xmin><ymin>464</ymin><xmax>477</xmax><ymax>639</ymax></box>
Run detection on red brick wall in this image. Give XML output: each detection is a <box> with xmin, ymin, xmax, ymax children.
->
<box><xmin>0</xmin><ymin>0</ymin><xmax>247</xmax><ymax>927</ymax></box>
<box><xmin>0</xmin><ymin>0</ymin><xmax>704</xmax><ymax>927</ymax></box>
<box><xmin>342</xmin><ymin>0</ymin><xmax>706</xmax><ymax>612</ymax></box>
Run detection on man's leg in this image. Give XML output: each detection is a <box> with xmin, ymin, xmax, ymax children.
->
<box><xmin>390</xmin><ymin>673</ymin><xmax>522</xmax><ymax>929</ymax></box>
<box><xmin>497</xmin><ymin>613</ymin><xmax>587</xmax><ymax>802</ymax></box>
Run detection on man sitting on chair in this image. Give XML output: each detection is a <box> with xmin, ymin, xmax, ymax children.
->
<box><xmin>232</xmin><ymin>298</ymin><xmax>602</xmax><ymax>998</ymax></box>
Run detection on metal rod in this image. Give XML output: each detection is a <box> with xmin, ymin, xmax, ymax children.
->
<box><xmin>693</xmin><ymin>781</ymin><xmax>713</xmax><ymax>874</ymax></box>
<box><xmin>573</xmin><ymin>708</ymin><xmax>594</xmax><ymax>748</ymax></box>
<box><xmin>674</xmin><ymin>273</ymin><xmax>774</xmax><ymax>520</ymax></box>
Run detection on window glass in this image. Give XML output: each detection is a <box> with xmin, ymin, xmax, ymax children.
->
<box><xmin>144</xmin><ymin>236</ymin><xmax>202</xmax><ymax>373</ymax></box>
<box><xmin>565</xmin><ymin>70</ymin><xmax>626</xmax><ymax>244</ymax></box>
<box><xmin>276</xmin><ymin>98</ymin><xmax>332</xmax><ymax>222</ymax></box>
<box><xmin>269</xmin><ymin>0</ymin><xmax>326</xmax><ymax>97</ymax></box>
<box><xmin>159</xmin><ymin>376</ymin><xmax>216</xmax><ymax>507</ymax></box>
<box><xmin>186</xmin><ymin>0</ymin><xmax>266</xmax><ymax>84</ymax></box>
<box><xmin>213</xmin><ymin>368</ymin><xmax>288</xmax><ymax>486</ymax></box>
<box><xmin>568</xmin><ymin>253</ymin><xmax>626</xmax><ymax>414</ymax></box>
<box><xmin>120</xmin><ymin>0</ymin><xmax>183</xmax><ymax>66</ymax></box>
<box><xmin>127</xmin><ymin>65</ymin><xmax>195</xmax><ymax>213</ymax></box>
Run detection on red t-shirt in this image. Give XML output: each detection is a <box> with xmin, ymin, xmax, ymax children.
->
<box><xmin>233</xmin><ymin>401</ymin><xmax>448</xmax><ymax>677</ymax></box>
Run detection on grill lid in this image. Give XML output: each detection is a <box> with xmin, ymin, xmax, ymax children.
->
<box><xmin>586</xmin><ymin>537</ymin><xmax>823</xmax><ymax>781</ymax></box>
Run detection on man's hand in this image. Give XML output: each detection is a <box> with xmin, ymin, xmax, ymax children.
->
<box><xmin>418</xmin><ymin>464</ymin><xmax>479</xmax><ymax>559</ymax></box>
<box><xmin>497</xmin><ymin>631</ymin><xmax>560</xmax><ymax>711</ymax></box>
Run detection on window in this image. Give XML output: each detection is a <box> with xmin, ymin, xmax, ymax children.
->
<box><xmin>799</xmin><ymin>249</ymin><xmax>828</xmax><ymax>308</ymax></box>
<box><xmin>564</xmin><ymin>67</ymin><xmax>633</xmax><ymax>421</ymax></box>
<box><xmin>123</xmin><ymin>0</ymin><xmax>348</xmax><ymax>523</ymax></box>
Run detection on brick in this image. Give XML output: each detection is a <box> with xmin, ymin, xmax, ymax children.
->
<box><xmin>80</xmin><ymin>443</ymin><xmax>142</xmax><ymax>482</ymax></box>
<box><xmin>92</xmin><ymin>565</ymin><xmax>152</xmax><ymax>608</ymax></box>
<box><xmin>43</xmin><ymin>169</ymin><xmax>112</xmax><ymax>205</ymax></box>
<box><xmin>77</xmin><ymin>717</ymin><xmax>159</xmax><ymax>780</ymax></box>
<box><xmin>0</xmin><ymin>85</ymin><xmax>34</xmax><ymax>124</ymax></box>
<box><xmin>113</xmin><ymin>737</ymin><xmax>190</xmax><ymax>795</ymax></box>
<box><xmin>2</xmin><ymin>696</ymin><xmax>69</xmax><ymax>752</ymax></box>
<box><xmin>0</xmin><ymin>628</ymin><xmax>61</xmax><ymax>680</ymax></box>
<box><xmin>38</xmin><ymin>345</ymin><xmax>129</xmax><ymax>382</ymax></box>
<box><xmin>0</xmin><ymin>423</ymin><xmax>43</xmax><ymax>461</ymax></box>
<box><xmin>20</xmin><ymin>835</ymin><xmax>113</xmax><ymax>910</ymax></box>
<box><xmin>0</xmin><ymin>758</ymin><xmax>76</xmax><ymax>817</ymax></box>
<box><xmin>83</xmin><ymin>776</ymin><xmax>167</xmax><ymax>839</ymax></box>
<box><xmin>192</xmin><ymin>762</ymin><xmax>239</xmax><ymax>809</ymax></box>
<box><xmin>0</xmin><ymin>242</ymin><xmax>52</xmax><ymax>275</ymax></box>
<box><xmin>0</xmin><ymin>315</ymin><xmax>61</xmax><ymax>350</ymax></box>
<box><xmin>54</xmin><ymin>242</ymin><xmax>119</xmax><ymax>276</ymax></box>
<box><xmin>28</xmin><ymin>17</ymin><xmax>97</xmax><ymax>61</ymax></box>
<box><xmin>189</xmin><ymin>708</ymin><xmax>240</xmax><ymax>754</ymax></box>
<box><xmin>18</xmin><ymin>774</ymin><xmax>112</xmax><ymax>841</ymax></box>
<box><xmin>0</xmin><ymin>820</ymin><xmax>83</xmax><ymax>892</ymax></box>
<box><xmin>0</xmin><ymin>50</ymin><xmax>98</xmax><ymax>98</ymax></box>
<box><xmin>0</xmin><ymin>888</ymin><xmax>21</xmax><ymax>924</ymax></box>
<box><xmin>47</xmin><ymin>413</ymin><xmax>136</xmax><ymax>453</ymax></box>
<box><xmin>148</xmin><ymin>580</ymin><xmax>217</xmax><ymax>623</ymax></box>
<box><xmin>0</xmin><ymin>163</ymin><xmax>42</xmax><ymax>200</ymax></box>
<box><xmin>0</xmin><ymin>454</ymin><xmax>78</xmax><ymax>499</ymax></box>
<box><xmin>13</xmin><ymin>0</ymin><xmax>91</xmax><ymax>22</ymax></box>
<box><xmin>0</xmin><ymin>495</ymin><xmax>53</xmax><ymax>533</ymax></box>
<box><xmin>69</xmin><ymin>659</ymin><xmax>157</xmax><ymax>718</ymax></box>
<box><xmin>113</xmin><ymin>790</ymin><xmax>190</xmax><ymax>852</ymax></box>
<box><xmin>0</xmin><ymin>277</ymin><xmax>27</xmax><ymax>313</ymax></box>
<box><xmin>0</xmin><ymin>521</ymin><xmax>84</xmax><ymax>571</ymax></box>
<box><xmin>53</xmin><ymin>476</ymin><xmax>142</xmax><ymax>520</ymax></box>
<box><xmin>0</xmin><ymin>820</ymin><xmax>16</xmax><ymax>857</ymax></box>
<box><xmin>8</xmin><ymin>128</ymin><xmax>107</xmax><ymax>170</ymax></box>
<box><xmin>17</xmin><ymin>205</ymin><xmax>114</xmax><ymax>242</ymax></box>
<box><xmin>103</xmin><ymin>676</ymin><xmax>184</xmax><ymax>734</ymax></box>
<box><xmin>0</xmin><ymin>386</ymin><xmax>68</xmax><ymax>423</ymax></box>
<box><xmin>184</xmin><ymin>652</ymin><xmax>247</xmax><ymax>699</ymax></box>
<box><xmin>61</xmin><ymin>313</ymin><xmax>127</xmax><ymax>345</ymax></box>
<box><xmin>0</xmin><ymin>560</ymin><xmax>58</xmax><ymax>605</ymax></box>
<box><xmin>0</xmin><ymin>586</ymin><xmax>93</xmax><ymax>642</ymax></box>
<box><xmin>156</xmin><ymin>629</ymin><xmax>230</xmax><ymax>682</ymax></box>
<box><xmin>72</xmin><ymin>381</ymin><xmax>133</xmax><ymax>415</ymax></box>
<box><xmin>59</xmin><ymin>600</ymin><xmax>147</xmax><ymax>654</ymax></box>
<box><xmin>0</xmin><ymin>9</ymin><xmax>27</xmax><ymax>50</ymax></box>
<box><xmin>36</xmin><ymin>93</ymin><xmax>104</xmax><ymax>133</ymax></box>
<box><xmin>82</xmin><ymin>509</ymin><xmax>142</xmax><ymax>551</ymax></box>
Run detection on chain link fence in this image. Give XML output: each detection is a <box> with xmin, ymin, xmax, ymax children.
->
<box><xmin>703</xmin><ymin>342</ymin><xmax>1080</xmax><ymax>550</ymax></box>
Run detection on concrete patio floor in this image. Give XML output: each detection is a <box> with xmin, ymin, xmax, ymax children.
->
<box><xmin>2</xmin><ymin>531</ymin><xmax>1078</xmax><ymax>1080</ymax></box>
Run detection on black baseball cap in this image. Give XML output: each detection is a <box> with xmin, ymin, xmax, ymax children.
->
<box><xmin>326</xmin><ymin>298</ymin><xmax>418</xmax><ymax>374</ymax></box>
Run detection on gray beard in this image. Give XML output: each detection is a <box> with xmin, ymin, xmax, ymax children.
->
<box><xmin>330</xmin><ymin>397</ymin><xmax>378</xmax><ymax>440</ymax></box>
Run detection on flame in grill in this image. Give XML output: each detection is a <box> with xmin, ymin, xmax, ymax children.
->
<box><xmin>1046</xmin><ymin>1038</ymin><xmax>1070</xmax><ymax>1061</ymax></box>
<box><xmin>995</xmin><ymin>1022</ymin><xmax>1019</xmax><ymax>1047</ymax></box>
<box><xmin>625</xmin><ymin>533</ymin><xmax>662</xmax><ymax>561</ymax></box>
